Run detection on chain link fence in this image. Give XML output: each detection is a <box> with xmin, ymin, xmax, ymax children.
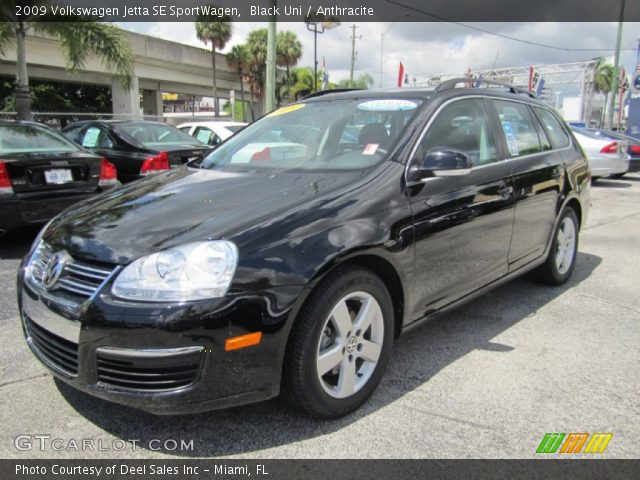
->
<box><xmin>0</xmin><ymin>112</ymin><xmax>200</xmax><ymax>129</ymax></box>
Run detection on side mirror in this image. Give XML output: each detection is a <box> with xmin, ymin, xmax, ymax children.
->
<box><xmin>419</xmin><ymin>148</ymin><xmax>472</xmax><ymax>177</ymax></box>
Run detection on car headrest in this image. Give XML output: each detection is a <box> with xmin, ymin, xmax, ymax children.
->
<box><xmin>359</xmin><ymin>123</ymin><xmax>389</xmax><ymax>146</ymax></box>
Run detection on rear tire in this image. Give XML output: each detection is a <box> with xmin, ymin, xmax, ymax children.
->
<box><xmin>533</xmin><ymin>207</ymin><xmax>579</xmax><ymax>286</ymax></box>
<box><xmin>282</xmin><ymin>266</ymin><xmax>394</xmax><ymax>418</ymax></box>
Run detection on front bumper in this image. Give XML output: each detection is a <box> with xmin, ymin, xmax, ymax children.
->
<box><xmin>628</xmin><ymin>157</ymin><xmax>640</xmax><ymax>173</ymax></box>
<box><xmin>18</xmin><ymin>267</ymin><xmax>304</xmax><ymax>415</ymax></box>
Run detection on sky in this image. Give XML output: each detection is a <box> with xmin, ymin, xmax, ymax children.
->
<box><xmin>120</xmin><ymin>22</ymin><xmax>640</xmax><ymax>96</ymax></box>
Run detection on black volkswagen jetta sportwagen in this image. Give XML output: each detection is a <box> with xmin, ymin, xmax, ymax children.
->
<box><xmin>18</xmin><ymin>80</ymin><xmax>590</xmax><ymax>418</ymax></box>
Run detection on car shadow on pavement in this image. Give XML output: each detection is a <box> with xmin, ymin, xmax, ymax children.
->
<box><xmin>55</xmin><ymin>251</ymin><xmax>603</xmax><ymax>458</ymax></box>
<box><xmin>0</xmin><ymin>226</ymin><xmax>41</xmax><ymax>260</ymax></box>
<box><xmin>591</xmin><ymin>179</ymin><xmax>632</xmax><ymax>189</ymax></box>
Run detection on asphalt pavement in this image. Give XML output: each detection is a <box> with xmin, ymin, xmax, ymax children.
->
<box><xmin>1</xmin><ymin>174</ymin><xmax>639</xmax><ymax>459</ymax></box>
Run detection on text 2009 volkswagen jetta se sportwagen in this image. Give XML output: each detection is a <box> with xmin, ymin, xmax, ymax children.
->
<box><xmin>18</xmin><ymin>81</ymin><xmax>590</xmax><ymax>418</ymax></box>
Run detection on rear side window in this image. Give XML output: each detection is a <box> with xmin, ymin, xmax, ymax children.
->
<box><xmin>534</xmin><ymin>108</ymin><xmax>571</xmax><ymax>149</ymax></box>
<box><xmin>80</xmin><ymin>126</ymin><xmax>114</xmax><ymax>149</ymax></box>
<box><xmin>420</xmin><ymin>98</ymin><xmax>497</xmax><ymax>166</ymax></box>
<box><xmin>493</xmin><ymin>100</ymin><xmax>541</xmax><ymax>157</ymax></box>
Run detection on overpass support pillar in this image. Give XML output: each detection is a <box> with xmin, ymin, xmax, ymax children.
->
<box><xmin>111</xmin><ymin>76</ymin><xmax>141</xmax><ymax>118</ymax></box>
<box><xmin>142</xmin><ymin>90</ymin><xmax>163</xmax><ymax>120</ymax></box>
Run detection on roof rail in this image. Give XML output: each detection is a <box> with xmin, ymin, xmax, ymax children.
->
<box><xmin>302</xmin><ymin>88</ymin><xmax>363</xmax><ymax>100</ymax></box>
<box><xmin>435</xmin><ymin>77</ymin><xmax>536</xmax><ymax>99</ymax></box>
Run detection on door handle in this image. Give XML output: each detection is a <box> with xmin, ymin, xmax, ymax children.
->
<box><xmin>497</xmin><ymin>182</ymin><xmax>513</xmax><ymax>199</ymax></box>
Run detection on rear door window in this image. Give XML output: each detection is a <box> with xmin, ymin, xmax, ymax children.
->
<box><xmin>80</xmin><ymin>126</ymin><xmax>114</xmax><ymax>149</ymax></box>
<box><xmin>194</xmin><ymin>127</ymin><xmax>221</xmax><ymax>145</ymax></box>
<box><xmin>534</xmin><ymin>107</ymin><xmax>571</xmax><ymax>149</ymax></box>
<box><xmin>493</xmin><ymin>100</ymin><xmax>542</xmax><ymax>157</ymax></box>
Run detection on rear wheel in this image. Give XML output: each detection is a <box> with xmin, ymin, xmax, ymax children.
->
<box><xmin>282</xmin><ymin>267</ymin><xmax>394</xmax><ymax>418</ymax></box>
<box><xmin>534</xmin><ymin>207</ymin><xmax>579</xmax><ymax>285</ymax></box>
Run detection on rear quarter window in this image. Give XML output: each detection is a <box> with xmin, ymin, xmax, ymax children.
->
<box><xmin>534</xmin><ymin>107</ymin><xmax>571</xmax><ymax>149</ymax></box>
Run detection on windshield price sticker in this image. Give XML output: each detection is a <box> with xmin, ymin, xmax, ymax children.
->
<box><xmin>363</xmin><ymin>144</ymin><xmax>379</xmax><ymax>155</ymax></box>
<box><xmin>501</xmin><ymin>121</ymin><xmax>519</xmax><ymax>156</ymax></box>
<box><xmin>357</xmin><ymin>100</ymin><xmax>418</xmax><ymax>111</ymax></box>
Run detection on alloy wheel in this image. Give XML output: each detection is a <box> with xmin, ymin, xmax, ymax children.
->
<box><xmin>555</xmin><ymin>216</ymin><xmax>576</xmax><ymax>275</ymax></box>
<box><xmin>315</xmin><ymin>291</ymin><xmax>384</xmax><ymax>399</ymax></box>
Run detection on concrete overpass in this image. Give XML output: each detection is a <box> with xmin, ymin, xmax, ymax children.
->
<box><xmin>0</xmin><ymin>30</ymin><xmax>274</xmax><ymax>118</ymax></box>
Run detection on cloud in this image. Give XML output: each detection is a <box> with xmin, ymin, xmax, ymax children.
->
<box><xmin>119</xmin><ymin>21</ymin><xmax>640</xmax><ymax>94</ymax></box>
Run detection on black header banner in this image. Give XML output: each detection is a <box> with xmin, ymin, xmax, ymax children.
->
<box><xmin>6</xmin><ymin>0</ymin><xmax>640</xmax><ymax>22</ymax></box>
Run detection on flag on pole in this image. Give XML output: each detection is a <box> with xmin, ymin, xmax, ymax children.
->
<box><xmin>397</xmin><ymin>62</ymin><xmax>405</xmax><ymax>88</ymax></box>
<box><xmin>321</xmin><ymin>56</ymin><xmax>329</xmax><ymax>90</ymax></box>
<box><xmin>535</xmin><ymin>78</ymin><xmax>545</xmax><ymax>97</ymax></box>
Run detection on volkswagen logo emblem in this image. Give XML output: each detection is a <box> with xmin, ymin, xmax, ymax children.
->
<box><xmin>346</xmin><ymin>335</ymin><xmax>358</xmax><ymax>354</ymax></box>
<box><xmin>42</xmin><ymin>251</ymin><xmax>70</xmax><ymax>290</ymax></box>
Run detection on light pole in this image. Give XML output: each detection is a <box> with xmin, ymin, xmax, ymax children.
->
<box><xmin>305</xmin><ymin>19</ymin><xmax>340</xmax><ymax>92</ymax></box>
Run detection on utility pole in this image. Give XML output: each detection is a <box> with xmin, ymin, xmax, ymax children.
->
<box><xmin>265</xmin><ymin>0</ymin><xmax>277</xmax><ymax>114</ymax></box>
<box><xmin>607</xmin><ymin>0</ymin><xmax>625</xmax><ymax>130</ymax></box>
<box><xmin>349</xmin><ymin>24</ymin><xmax>360</xmax><ymax>85</ymax></box>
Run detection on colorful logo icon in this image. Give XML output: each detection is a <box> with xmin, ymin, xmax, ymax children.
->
<box><xmin>536</xmin><ymin>432</ymin><xmax>613</xmax><ymax>454</ymax></box>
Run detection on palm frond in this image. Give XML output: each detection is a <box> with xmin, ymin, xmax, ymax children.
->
<box><xmin>0</xmin><ymin>22</ymin><xmax>14</xmax><ymax>55</ymax></box>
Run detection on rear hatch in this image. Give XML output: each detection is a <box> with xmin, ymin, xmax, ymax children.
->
<box><xmin>5</xmin><ymin>151</ymin><xmax>101</xmax><ymax>194</ymax></box>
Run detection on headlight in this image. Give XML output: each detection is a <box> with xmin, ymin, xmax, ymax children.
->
<box><xmin>112</xmin><ymin>241</ymin><xmax>238</xmax><ymax>302</ymax></box>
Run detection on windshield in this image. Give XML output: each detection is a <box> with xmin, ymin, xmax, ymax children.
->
<box><xmin>113</xmin><ymin>122</ymin><xmax>204</xmax><ymax>147</ymax></box>
<box><xmin>201</xmin><ymin>98</ymin><xmax>423</xmax><ymax>172</ymax></box>
<box><xmin>0</xmin><ymin>124</ymin><xmax>80</xmax><ymax>154</ymax></box>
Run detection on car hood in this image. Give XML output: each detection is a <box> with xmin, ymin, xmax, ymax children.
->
<box><xmin>44</xmin><ymin>167</ymin><xmax>364</xmax><ymax>264</ymax></box>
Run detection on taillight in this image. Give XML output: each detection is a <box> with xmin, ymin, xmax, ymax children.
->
<box><xmin>629</xmin><ymin>144</ymin><xmax>640</xmax><ymax>154</ymax></box>
<box><xmin>0</xmin><ymin>161</ymin><xmax>13</xmax><ymax>194</ymax></box>
<box><xmin>99</xmin><ymin>158</ymin><xmax>118</xmax><ymax>187</ymax></box>
<box><xmin>599</xmin><ymin>142</ymin><xmax>618</xmax><ymax>154</ymax></box>
<box><xmin>140</xmin><ymin>151</ymin><xmax>170</xmax><ymax>175</ymax></box>
<box><xmin>250</xmin><ymin>147</ymin><xmax>271</xmax><ymax>162</ymax></box>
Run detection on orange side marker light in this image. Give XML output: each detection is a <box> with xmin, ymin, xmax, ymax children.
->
<box><xmin>225</xmin><ymin>332</ymin><xmax>262</xmax><ymax>351</ymax></box>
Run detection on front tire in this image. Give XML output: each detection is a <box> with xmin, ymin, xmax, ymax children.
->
<box><xmin>534</xmin><ymin>207</ymin><xmax>579</xmax><ymax>285</ymax></box>
<box><xmin>282</xmin><ymin>267</ymin><xmax>394</xmax><ymax>418</ymax></box>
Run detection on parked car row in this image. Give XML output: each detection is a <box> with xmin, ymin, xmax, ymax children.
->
<box><xmin>570</xmin><ymin>126</ymin><xmax>640</xmax><ymax>179</ymax></box>
<box><xmin>0</xmin><ymin>119</ymin><xmax>247</xmax><ymax>234</ymax></box>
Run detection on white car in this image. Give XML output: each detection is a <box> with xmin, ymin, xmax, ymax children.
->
<box><xmin>177</xmin><ymin>121</ymin><xmax>247</xmax><ymax>147</ymax></box>
<box><xmin>571</xmin><ymin>128</ymin><xmax>629</xmax><ymax>179</ymax></box>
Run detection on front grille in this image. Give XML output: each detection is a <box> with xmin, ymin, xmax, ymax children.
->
<box><xmin>96</xmin><ymin>350</ymin><xmax>202</xmax><ymax>392</ymax></box>
<box><xmin>25</xmin><ymin>316</ymin><xmax>79</xmax><ymax>377</ymax></box>
<box><xmin>29</xmin><ymin>242</ymin><xmax>115</xmax><ymax>300</ymax></box>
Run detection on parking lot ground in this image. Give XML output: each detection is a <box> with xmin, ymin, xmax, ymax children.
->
<box><xmin>1</xmin><ymin>174</ymin><xmax>639</xmax><ymax>459</ymax></box>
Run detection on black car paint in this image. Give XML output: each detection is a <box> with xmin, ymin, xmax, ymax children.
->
<box><xmin>62</xmin><ymin>121</ymin><xmax>211</xmax><ymax>183</ymax></box>
<box><xmin>18</xmin><ymin>89</ymin><xmax>590</xmax><ymax>413</ymax></box>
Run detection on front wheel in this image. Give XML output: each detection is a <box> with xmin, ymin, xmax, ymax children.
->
<box><xmin>282</xmin><ymin>267</ymin><xmax>394</xmax><ymax>418</ymax></box>
<box><xmin>534</xmin><ymin>207</ymin><xmax>579</xmax><ymax>285</ymax></box>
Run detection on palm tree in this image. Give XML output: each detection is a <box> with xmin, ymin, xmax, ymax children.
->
<box><xmin>245</xmin><ymin>28</ymin><xmax>268</xmax><ymax>113</ymax></box>
<box><xmin>226</xmin><ymin>44</ymin><xmax>248</xmax><ymax>120</ymax></box>
<box><xmin>338</xmin><ymin>73</ymin><xmax>375</xmax><ymax>89</ymax></box>
<box><xmin>276</xmin><ymin>31</ymin><xmax>302</xmax><ymax>103</ymax></box>
<box><xmin>195</xmin><ymin>11</ymin><xmax>232</xmax><ymax>118</ymax></box>
<box><xmin>0</xmin><ymin>2</ymin><xmax>134</xmax><ymax>120</ymax></box>
<box><xmin>594</xmin><ymin>57</ymin><xmax>614</xmax><ymax>127</ymax></box>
